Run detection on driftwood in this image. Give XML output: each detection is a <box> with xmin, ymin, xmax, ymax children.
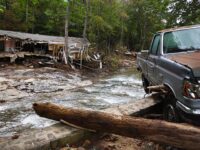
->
<box><xmin>147</xmin><ymin>85</ymin><xmax>168</xmax><ymax>93</ymax></box>
<box><xmin>33</xmin><ymin>102</ymin><xmax>200</xmax><ymax>150</ymax></box>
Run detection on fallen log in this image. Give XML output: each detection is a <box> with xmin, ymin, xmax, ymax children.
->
<box><xmin>33</xmin><ymin>102</ymin><xmax>200</xmax><ymax>150</ymax></box>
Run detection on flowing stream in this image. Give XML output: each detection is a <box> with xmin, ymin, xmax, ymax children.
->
<box><xmin>0</xmin><ymin>67</ymin><xmax>144</xmax><ymax>137</ymax></box>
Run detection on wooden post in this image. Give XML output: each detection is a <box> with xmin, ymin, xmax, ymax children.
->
<box><xmin>83</xmin><ymin>0</ymin><xmax>89</xmax><ymax>40</ymax></box>
<box><xmin>80</xmin><ymin>49</ymin><xmax>83</xmax><ymax>69</ymax></box>
<box><xmin>33</xmin><ymin>102</ymin><xmax>200</xmax><ymax>150</ymax></box>
<box><xmin>100</xmin><ymin>61</ymin><xmax>102</xmax><ymax>69</ymax></box>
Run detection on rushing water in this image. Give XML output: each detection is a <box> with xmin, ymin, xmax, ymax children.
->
<box><xmin>0</xmin><ymin>67</ymin><xmax>144</xmax><ymax>137</ymax></box>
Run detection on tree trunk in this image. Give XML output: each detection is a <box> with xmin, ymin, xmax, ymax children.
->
<box><xmin>83</xmin><ymin>0</ymin><xmax>89</xmax><ymax>41</ymax></box>
<box><xmin>120</xmin><ymin>21</ymin><xmax>124</xmax><ymax>47</ymax></box>
<box><xmin>26</xmin><ymin>0</ymin><xmax>28</xmax><ymax>22</ymax></box>
<box><xmin>81</xmin><ymin>0</ymin><xmax>89</xmax><ymax>69</ymax></box>
<box><xmin>33</xmin><ymin>102</ymin><xmax>200</xmax><ymax>150</ymax></box>
<box><xmin>25</xmin><ymin>0</ymin><xmax>29</xmax><ymax>32</ymax></box>
<box><xmin>64</xmin><ymin>0</ymin><xmax>70</xmax><ymax>64</ymax></box>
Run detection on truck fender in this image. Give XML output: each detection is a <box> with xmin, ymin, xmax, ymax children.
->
<box><xmin>163</xmin><ymin>83</ymin><xmax>177</xmax><ymax>98</ymax></box>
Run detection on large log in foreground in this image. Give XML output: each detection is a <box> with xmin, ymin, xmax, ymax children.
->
<box><xmin>33</xmin><ymin>102</ymin><xmax>200</xmax><ymax>150</ymax></box>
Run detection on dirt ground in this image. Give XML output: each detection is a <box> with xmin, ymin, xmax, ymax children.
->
<box><xmin>60</xmin><ymin>134</ymin><xmax>165</xmax><ymax>150</ymax></box>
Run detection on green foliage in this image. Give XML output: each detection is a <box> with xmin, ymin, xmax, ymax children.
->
<box><xmin>103</xmin><ymin>54</ymin><xmax>122</xmax><ymax>71</ymax></box>
<box><xmin>43</xmin><ymin>0</ymin><xmax>66</xmax><ymax>35</ymax></box>
<box><xmin>0</xmin><ymin>0</ymin><xmax>66</xmax><ymax>34</ymax></box>
<box><xmin>125</xmin><ymin>0</ymin><xmax>169</xmax><ymax>51</ymax></box>
<box><xmin>0</xmin><ymin>0</ymin><xmax>199</xmax><ymax>53</ymax></box>
<box><xmin>167</xmin><ymin>0</ymin><xmax>200</xmax><ymax>27</ymax></box>
<box><xmin>0</xmin><ymin>5</ymin><xmax>4</xmax><ymax>13</ymax></box>
<box><xmin>68</xmin><ymin>0</ymin><xmax>85</xmax><ymax>36</ymax></box>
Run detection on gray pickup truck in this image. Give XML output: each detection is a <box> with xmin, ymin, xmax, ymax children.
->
<box><xmin>136</xmin><ymin>25</ymin><xmax>200</xmax><ymax>124</ymax></box>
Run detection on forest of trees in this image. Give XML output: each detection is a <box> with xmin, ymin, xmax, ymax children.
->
<box><xmin>0</xmin><ymin>0</ymin><xmax>200</xmax><ymax>53</ymax></box>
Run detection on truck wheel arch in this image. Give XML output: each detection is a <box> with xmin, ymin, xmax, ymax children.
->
<box><xmin>163</xmin><ymin>83</ymin><xmax>177</xmax><ymax>98</ymax></box>
<box><xmin>163</xmin><ymin>83</ymin><xmax>181</xmax><ymax>122</ymax></box>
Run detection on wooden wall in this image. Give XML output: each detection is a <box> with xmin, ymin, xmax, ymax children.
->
<box><xmin>4</xmin><ymin>38</ymin><xmax>16</xmax><ymax>52</ymax></box>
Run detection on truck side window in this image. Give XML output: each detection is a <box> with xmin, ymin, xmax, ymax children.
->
<box><xmin>150</xmin><ymin>35</ymin><xmax>160</xmax><ymax>55</ymax></box>
<box><xmin>163</xmin><ymin>32</ymin><xmax>178</xmax><ymax>53</ymax></box>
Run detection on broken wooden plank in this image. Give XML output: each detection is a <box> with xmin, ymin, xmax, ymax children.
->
<box><xmin>147</xmin><ymin>85</ymin><xmax>168</xmax><ymax>93</ymax></box>
<box><xmin>33</xmin><ymin>102</ymin><xmax>200</xmax><ymax>150</ymax></box>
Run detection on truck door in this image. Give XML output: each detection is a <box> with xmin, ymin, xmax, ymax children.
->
<box><xmin>147</xmin><ymin>34</ymin><xmax>160</xmax><ymax>84</ymax></box>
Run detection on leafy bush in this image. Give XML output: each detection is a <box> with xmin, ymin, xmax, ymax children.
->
<box><xmin>103</xmin><ymin>54</ymin><xmax>122</xmax><ymax>71</ymax></box>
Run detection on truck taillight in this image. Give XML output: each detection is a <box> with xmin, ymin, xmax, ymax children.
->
<box><xmin>183</xmin><ymin>80</ymin><xmax>200</xmax><ymax>99</ymax></box>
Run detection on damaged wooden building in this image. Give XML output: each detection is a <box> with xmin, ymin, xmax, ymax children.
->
<box><xmin>0</xmin><ymin>30</ymin><xmax>90</xmax><ymax>61</ymax></box>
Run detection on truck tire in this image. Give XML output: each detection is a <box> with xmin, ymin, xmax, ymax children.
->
<box><xmin>141</xmin><ymin>74</ymin><xmax>150</xmax><ymax>94</ymax></box>
<box><xmin>163</xmin><ymin>94</ymin><xmax>180</xmax><ymax>123</ymax></box>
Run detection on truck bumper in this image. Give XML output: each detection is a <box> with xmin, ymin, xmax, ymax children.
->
<box><xmin>176</xmin><ymin>101</ymin><xmax>200</xmax><ymax>125</ymax></box>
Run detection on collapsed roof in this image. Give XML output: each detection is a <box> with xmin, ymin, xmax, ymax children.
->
<box><xmin>0</xmin><ymin>30</ymin><xmax>89</xmax><ymax>47</ymax></box>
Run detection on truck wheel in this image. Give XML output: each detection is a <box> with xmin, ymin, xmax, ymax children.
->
<box><xmin>163</xmin><ymin>95</ymin><xmax>180</xmax><ymax>123</ymax></box>
<box><xmin>164</xmin><ymin>104</ymin><xmax>179</xmax><ymax>122</ymax></box>
<box><xmin>141</xmin><ymin>74</ymin><xmax>150</xmax><ymax>94</ymax></box>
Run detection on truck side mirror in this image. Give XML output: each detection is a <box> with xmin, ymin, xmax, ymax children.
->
<box><xmin>141</xmin><ymin>50</ymin><xmax>149</xmax><ymax>58</ymax></box>
<box><xmin>141</xmin><ymin>50</ymin><xmax>149</xmax><ymax>54</ymax></box>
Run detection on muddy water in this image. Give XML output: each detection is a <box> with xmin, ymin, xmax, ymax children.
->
<box><xmin>0</xmin><ymin>67</ymin><xmax>144</xmax><ymax>137</ymax></box>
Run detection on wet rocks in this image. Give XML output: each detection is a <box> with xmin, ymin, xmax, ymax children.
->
<box><xmin>11</xmin><ymin>134</ymin><xmax>20</xmax><ymax>140</ymax></box>
<box><xmin>0</xmin><ymin>89</ymin><xmax>29</xmax><ymax>102</ymax></box>
<box><xmin>0</xmin><ymin>66</ymin><xmax>144</xmax><ymax>139</ymax></box>
<box><xmin>0</xmin><ymin>84</ymin><xmax>8</xmax><ymax>91</ymax></box>
<box><xmin>0</xmin><ymin>67</ymin><xmax>90</xmax><ymax>98</ymax></box>
<box><xmin>0</xmin><ymin>66</ymin><xmax>94</xmax><ymax>137</ymax></box>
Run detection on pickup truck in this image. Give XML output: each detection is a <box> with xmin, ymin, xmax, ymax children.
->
<box><xmin>136</xmin><ymin>25</ymin><xmax>200</xmax><ymax>124</ymax></box>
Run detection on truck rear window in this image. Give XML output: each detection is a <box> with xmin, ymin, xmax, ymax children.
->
<box><xmin>163</xmin><ymin>27</ymin><xmax>200</xmax><ymax>53</ymax></box>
